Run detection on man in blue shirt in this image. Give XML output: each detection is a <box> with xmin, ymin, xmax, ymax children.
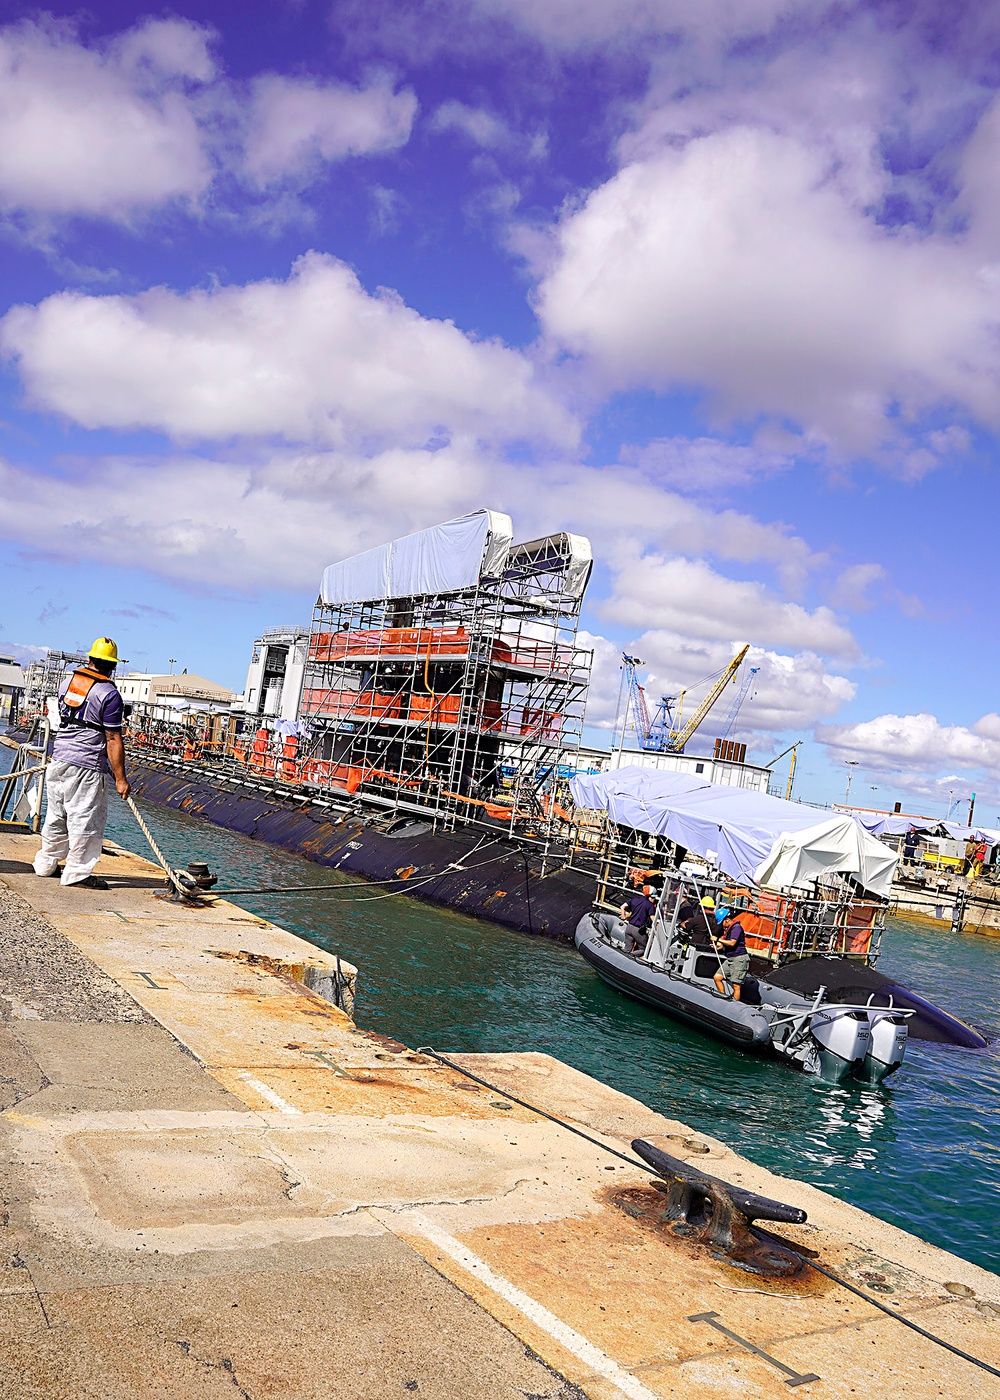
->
<box><xmin>32</xmin><ymin>638</ymin><xmax>131</xmax><ymax>889</ymax></box>
<box><xmin>713</xmin><ymin>909</ymin><xmax>751</xmax><ymax>1000</ymax></box>
<box><xmin>593</xmin><ymin>883</ymin><xmax>657</xmax><ymax>955</ymax></box>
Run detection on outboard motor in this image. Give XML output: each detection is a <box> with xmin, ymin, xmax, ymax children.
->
<box><xmin>857</xmin><ymin>1011</ymin><xmax>908</xmax><ymax>1084</ymax></box>
<box><xmin>809</xmin><ymin>1008</ymin><xmax>871</xmax><ymax>1081</ymax></box>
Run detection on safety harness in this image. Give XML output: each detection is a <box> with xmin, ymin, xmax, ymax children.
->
<box><xmin>59</xmin><ymin>665</ymin><xmax>117</xmax><ymax>732</ymax></box>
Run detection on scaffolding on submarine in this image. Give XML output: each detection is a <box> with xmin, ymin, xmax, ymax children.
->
<box><xmin>288</xmin><ymin>525</ymin><xmax>593</xmax><ymax>832</ymax></box>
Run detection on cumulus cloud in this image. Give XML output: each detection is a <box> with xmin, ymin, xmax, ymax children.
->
<box><xmin>819</xmin><ymin>712</ymin><xmax>1000</xmax><ymax>779</ymax></box>
<box><xmin>0</xmin><ymin>429</ymin><xmax>831</xmax><ymax>605</ymax></box>
<box><xmin>601</xmin><ymin>554</ymin><xmax>859</xmax><ymax>659</ymax></box>
<box><xmin>1</xmin><ymin>252</ymin><xmax>575</xmax><ymax>449</ymax></box>
<box><xmin>536</xmin><ymin>124</ymin><xmax>1000</xmax><ymax>454</ymax></box>
<box><xmin>469</xmin><ymin>0</ymin><xmax>824</xmax><ymax>50</ymax></box>
<box><xmin>430</xmin><ymin>100</ymin><xmax>511</xmax><ymax>148</ymax></box>
<box><xmin>0</xmin><ymin>17</ymin><xmax>214</xmax><ymax>220</ymax></box>
<box><xmin>0</xmin><ymin>443</ymin><xmax>496</xmax><ymax>593</ymax></box>
<box><xmin>244</xmin><ymin>75</ymin><xmax>417</xmax><ymax>186</ymax></box>
<box><xmin>829</xmin><ymin>562</ymin><xmax>886</xmax><ymax>612</ymax></box>
<box><xmin>0</xmin><ymin>18</ymin><xmax>420</xmax><ymax>224</ymax></box>
<box><xmin>621</xmin><ymin>435</ymin><xmax>795</xmax><ymax>494</ymax></box>
<box><xmin>636</xmin><ymin>633</ymin><xmax>855</xmax><ymax>736</ymax></box>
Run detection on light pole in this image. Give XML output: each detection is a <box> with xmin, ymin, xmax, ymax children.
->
<box><xmin>168</xmin><ymin>658</ymin><xmax>177</xmax><ymax>675</ymax></box>
<box><xmin>844</xmin><ymin>760</ymin><xmax>859</xmax><ymax>804</ymax></box>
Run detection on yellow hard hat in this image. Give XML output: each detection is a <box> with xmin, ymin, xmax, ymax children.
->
<box><xmin>88</xmin><ymin>637</ymin><xmax>119</xmax><ymax>664</ymax></box>
<box><xmin>701</xmin><ymin>896</ymin><xmax>715</xmax><ymax>908</ymax></box>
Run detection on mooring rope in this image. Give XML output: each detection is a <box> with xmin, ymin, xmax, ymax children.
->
<box><xmin>211</xmin><ymin>833</ymin><xmax>504</xmax><ymax>896</ymax></box>
<box><xmin>125</xmin><ymin>796</ymin><xmax>191</xmax><ymax>899</ymax></box>
<box><xmin>418</xmin><ymin>1048</ymin><xmax>1000</xmax><ymax>1380</ymax></box>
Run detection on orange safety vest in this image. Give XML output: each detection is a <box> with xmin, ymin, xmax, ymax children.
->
<box><xmin>60</xmin><ymin>665</ymin><xmax>118</xmax><ymax>728</ymax></box>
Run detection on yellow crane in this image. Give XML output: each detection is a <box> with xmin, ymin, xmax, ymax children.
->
<box><xmin>764</xmin><ymin>741</ymin><xmax>801</xmax><ymax>800</ymax></box>
<box><xmin>665</xmin><ymin>644</ymin><xmax>750</xmax><ymax>752</ymax></box>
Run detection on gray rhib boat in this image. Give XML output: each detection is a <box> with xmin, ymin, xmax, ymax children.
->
<box><xmin>575</xmin><ymin>887</ymin><xmax>911</xmax><ymax>1082</ymax></box>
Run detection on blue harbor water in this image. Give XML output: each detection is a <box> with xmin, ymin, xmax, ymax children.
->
<box><xmin>9</xmin><ymin>754</ymin><xmax>997</xmax><ymax>1274</ymax></box>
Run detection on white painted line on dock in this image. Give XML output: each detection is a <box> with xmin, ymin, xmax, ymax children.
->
<box><xmin>409</xmin><ymin>1213</ymin><xmax>660</xmax><ymax>1400</ymax></box>
<box><xmin>237</xmin><ymin>1071</ymin><xmax>301</xmax><ymax>1115</ymax></box>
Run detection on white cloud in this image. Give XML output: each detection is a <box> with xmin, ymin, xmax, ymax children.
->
<box><xmin>0</xmin><ymin>443</ymin><xmax>495</xmax><ymax>593</ymax></box>
<box><xmin>0</xmin><ymin>18</ymin><xmax>214</xmax><ymax>220</ymax></box>
<box><xmin>621</xmin><ymin>435</ymin><xmax>795</xmax><ymax>493</ymax></box>
<box><xmin>636</xmin><ymin>633</ymin><xmax>855</xmax><ymax>737</ymax></box>
<box><xmin>829</xmin><ymin>562</ymin><xmax>886</xmax><ymax>612</ymax></box>
<box><xmin>0</xmin><ymin>641</ymin><xmax>47</xmax><ymax>666</ymax></box>
<box><xmin>469</xmin><ymin>0</ymin><xmax>822</xmax><ymax>50</ymax></box>
<box><xmin>1</xmin><ymin>252</ymin><xmax>576</xmax><ymax>449</ymax></box>
<box><xmin>244</xmin><ymin>75</ymin><xmax>417</xmax><ymax>186</ymax></box>
<box><xmin>580</xmin><ymin>626</ymin><xmax>854</xmax><ymax>740</ymax></box>
<box><xmin>819</xmin><ymin>712</ymin><xmax>1000</xmax><ymax>778</ymax></box>
<box><xmin>492</xmin><ymin>460</ymin><xmax>818</xmax><ymax>590</ymax></box>
<box><xmin>0</xmin><ymin>438</ymin><xmax>827</xmax><ymax>603</ymax></box>
<box><xmin>601</xmin><ymin>554</ymin><xmax>859</xmax><ymax>659</ymax></box>
<box><xmin>536</xmin><ymin>124</ymin><xmax>1000</xmax><ymax>454</ymax></box>
<box><xmin>430</xmin><ymin>100</ymin><xmax>511</xmax><ymax>149</ymax></box>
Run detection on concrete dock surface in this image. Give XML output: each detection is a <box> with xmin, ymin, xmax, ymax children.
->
<box><xmin>1</xmin><ymin>832</ymin><xmax>998</xmax><ymax>1399</ymax></box>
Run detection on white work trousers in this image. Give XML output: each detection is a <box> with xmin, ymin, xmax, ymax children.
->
<box><xmin>32</xmin><ymin>761</ymin><xmax>110</xmax><ymax>886</ymax></box>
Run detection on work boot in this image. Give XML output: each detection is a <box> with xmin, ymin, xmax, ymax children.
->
<box><xmin>71</xmin><ymin>875</ymin><xmax>110</xmax><ymax>890</ymax></box>
<box><xmin>37</xmin><ymin>865</ymin><xmax>61</xmax><ymax>878</ymax></box>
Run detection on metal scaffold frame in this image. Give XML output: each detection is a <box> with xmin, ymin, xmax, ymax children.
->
<box><xmin>292</xmin><ymin>531</ymin><xmax>593</xmax><ymax>831</ymax></box>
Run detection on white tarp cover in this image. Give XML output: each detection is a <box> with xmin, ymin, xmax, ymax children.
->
<box><xmin>570</xmin><ymin>766</ymin><xmax>898</xmax><ymax>897</ymax></box>
<box><xmin>940</xmin><ymin>820</ymin><xmax>1000</xmax><ymax>845</ymax></box>
<box><xmin>852</xmin><ymin>812</ymin><xmax>932</xmax><ymax>837</ymax></box>
<box><xmin>564</xmin><ymin>534</ymin><xmax>592</xmax><ymax>599</ymax></box>
<box><xmin>320</xmin><ymin>510</ymin><xmax>514</xmax><ymax>606</ymax></box>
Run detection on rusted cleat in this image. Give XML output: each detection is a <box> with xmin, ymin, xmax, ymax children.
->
<box><xmin>630</xmin><ymin>1138</ymin><xmax>809</xmax><ymax>1278</ymax></box>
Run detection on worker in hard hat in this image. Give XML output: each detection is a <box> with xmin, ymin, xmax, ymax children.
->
<box><xmin>32</xmin><ymin>638</ymin><xmax>131</xmax><ymax>889</ymax></box>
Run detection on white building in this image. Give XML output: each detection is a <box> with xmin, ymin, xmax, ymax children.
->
<box><xmin>0</xmin><ymin>656</ymin><xmax>25</xmax><ymax>721</ymax></box>
<box><xmin>241</xmin><ymin>627</ymin><xmax>309</xmax><ymax>721</ymax></box>
<box><xmin>578</xmin><ymin>743</ymin><xmax>773</xmax><ymax>793</ymax></box>
<box><xmin>119</xmin><ymin>672</ymin><xmax>235</xmax><ymax>706</ymax></box>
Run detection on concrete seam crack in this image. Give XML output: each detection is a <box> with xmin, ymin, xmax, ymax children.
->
<box><xmin>11</xmin><ymin>1251</ymin><xmax>52</xmax><ymax>1329</ymax></box>
<box><xmin>172</xmin><ymin>1339</ymin><xmax>254</xmax><ymax>1398</ymax></box>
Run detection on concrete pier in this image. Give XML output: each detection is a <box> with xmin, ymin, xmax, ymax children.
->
<box><xmin>1</xmin><ymin>832</ymin><xmax>998</xmax><ymax>1399</ymax></box>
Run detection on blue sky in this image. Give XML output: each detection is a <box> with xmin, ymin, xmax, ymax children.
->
<box><xmin>2</xmin><ymin>1</ymin><xmax>1000</xmax><ymax>818</ymax></box>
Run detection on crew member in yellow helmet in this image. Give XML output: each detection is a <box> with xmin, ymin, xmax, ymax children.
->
<box><xmin>32</xmin><ymin>638</ymin><xmax>131</xmax><ymax>890</ymax></box>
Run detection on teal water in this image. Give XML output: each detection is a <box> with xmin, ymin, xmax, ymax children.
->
<box><xmin>8</xmin><ymin>753</ymin><xmax>999</xmax><ymax>1274</ymax></box>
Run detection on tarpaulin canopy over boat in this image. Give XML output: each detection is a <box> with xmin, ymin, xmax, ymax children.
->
<box><xmin>570</xmin><ymin>766</ymin><xmax>898</xmax><ymax>897</ymax></box>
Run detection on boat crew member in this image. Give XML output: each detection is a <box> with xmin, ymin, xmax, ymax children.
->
<box><xmin>713</xmin><ymin>909</ymin><xmax>750</xmax><ymax>1001</ymax></box>
<box><xmin>593</xmin><ymin>883</ymin><xmax>657</xmax><ymax>955</ymax></box>
<box><xmin>679</xmin><ymin>894</ymin><xmax>719</xmax><ymax>946</ymax></box>
<box><xmin>32</xmin><ymin>638</ymin><xmax>131</xmax><ymax>890</ymax></box>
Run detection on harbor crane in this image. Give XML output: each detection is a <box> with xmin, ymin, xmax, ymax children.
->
<box><xmin>618</xmin><ymin>645</ymin><xmax>751</xmax><ymax>753</ymax></box>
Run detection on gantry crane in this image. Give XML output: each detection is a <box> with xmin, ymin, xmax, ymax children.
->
<box><xmin>619</xmin><ymin>645</ymin><xmax>751</xmax><ymax>754</ymax></box>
